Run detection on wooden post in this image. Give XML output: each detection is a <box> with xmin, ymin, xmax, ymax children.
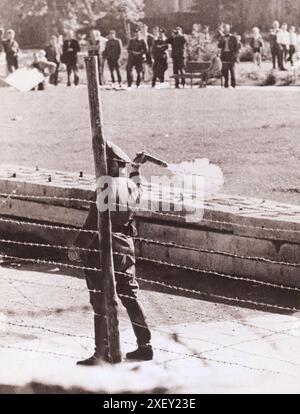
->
<box><xmin>85</xmin><ymin>55</ymin><xmax>122</xmax><ymax>364</ymax></box>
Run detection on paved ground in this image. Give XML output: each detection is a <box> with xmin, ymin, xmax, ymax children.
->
<box><xmin>0</xmin><ymin>266</ymin><xmax>299</xmax><ymax>394</ymax></box>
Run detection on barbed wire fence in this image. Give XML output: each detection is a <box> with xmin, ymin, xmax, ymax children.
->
<box><xmin>0</xmin><ymin>54</ymin><xmax>300</xmax><ymax>387</ymax></box>
<box><xmin>0</xmin><ymin>186</ymin><xmax>300</xmax><ymax>381</ymax></box>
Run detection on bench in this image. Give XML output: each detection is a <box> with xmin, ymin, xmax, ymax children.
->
<box><xmin>171</xmin><ymin>61</ymin><xmax>223</xmax><ymax>88</ymax></box>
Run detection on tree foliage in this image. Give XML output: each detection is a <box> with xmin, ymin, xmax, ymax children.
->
<box><xmin>0</xmin><ymin>0</ymin><xmax>144</xmax><ymax>33</ymax></box>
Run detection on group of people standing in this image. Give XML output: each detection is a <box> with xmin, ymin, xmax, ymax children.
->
<box><xmin>269</xmin><ymin>21</ymin><xmax>298</xmax><ymax>70</ymax></box>
<box><xmin>0</xmin><ymin>27</ymin><xmax>81</xmax><ymax>87</ymax></box>
<box><xmin>125</xmin><ymin>25</ymin><xmax>186</xmax><ymax>89</ymax></box>
<box><xmin>249</xmin><ymin>21</ymin><xmax>299</xmax><ymax>70</ymax></box>
<box><xmin>2</xmin><ymin>20</ymin><xmax>300</xmax><ymax>91</ymax></box>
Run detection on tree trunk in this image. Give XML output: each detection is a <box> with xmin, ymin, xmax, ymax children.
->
<box><xmin>83</xmin><ymin>0</ymin><xmax>96</xmax><ymax>25</ymax></box>
<box><xmin>123</xmin><ymin>16</ymin><xmax>131</xmax><ymax>42</ymax></box>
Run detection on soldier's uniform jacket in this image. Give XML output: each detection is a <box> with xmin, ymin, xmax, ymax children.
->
<box><xmin>152</xmin><ymin>39</ymin><xmax>168</xmax><ymax>61</ymax></box>
<box><xmin>103</xmin><ymin>38</ymin><xmax>122</xmax><ymax>61</ymax></box>
<box><xmin>167</xmin><ymin>35</ymin><xmax>186</xmax><ymax>60</ymax></box>
<box><xmin>127</xmin><ymin>38</ymin><xmax>147</xmax><ymax>62</ymax></box>
<box><xmin>74</xmin><ymin>172</ymin><xmax>142</xmax><ymax>263</ymax></box>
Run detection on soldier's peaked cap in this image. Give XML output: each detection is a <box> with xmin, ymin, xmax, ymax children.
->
<box><xmin>106</xmin><ymin>141</ymin><xmax>131</xmax><ymax>164</ymax></box>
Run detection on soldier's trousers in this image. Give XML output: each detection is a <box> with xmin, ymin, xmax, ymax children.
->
<box><xmin>84</xmin><ymin>249</ymin><xmax>151</xmax><ymax>347</ymax></box>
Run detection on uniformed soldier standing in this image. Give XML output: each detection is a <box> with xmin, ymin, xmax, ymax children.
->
<box><xmin>126</xmin><ymin>28</ymin><xmax>148</xmax><ymax>88</ymax></box>
<box><xmin>152</xmin><ymin>29</ymin><xmax>168</xmax><ymax>88</ymax></box>
<box><xmin>69</xmin><ymin>142</ymin><xmax>153</xmax><ymax>365</ymax></box>
<box><xmin>103</xmin><ymin>30</ymin><xmax>123</xmax><ymax>86</ymax></box>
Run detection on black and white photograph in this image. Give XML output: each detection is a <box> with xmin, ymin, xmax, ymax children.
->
<box><xmin>0</xmin><ymin>0</ymin><xmax>299</xmax><ymax>397</ymax></box>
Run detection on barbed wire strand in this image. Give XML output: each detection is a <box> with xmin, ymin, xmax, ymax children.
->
<box><xmin>1</xmin><ymin>238</ymin><xmax>300</xmax><ymax>292</ymax></box>
<box><xmin>2</xmin><ymin>276</ymin><xmax>300</xmax><ymax>376</ymax></box>
<box><xmin>1</xmin><ymin>234</ymin><xmax>299</xmax><ymax>272</ymax></box>
<box><xmin>0</xmin><ymin>194</ymin><xmax>300</xmax><ymax>235</ymax></box>
<box><xmin>2</xmin><ymin>274</ymin><xmax>298</xmax><ymax>341</ymax></box>
<box><xmin>135</xmin><ymin>237</ymin><xmax>300</xmax><ymax>268</ymax></box>
<box><xmin>2</xmin><ymin>318</ymin><xmax>298</xmax><ymax>379</ymax></box>
<box><xmin>1</xmin><ymin>252</ymin><xmax>299</xmax><ymax>313</ymax></box>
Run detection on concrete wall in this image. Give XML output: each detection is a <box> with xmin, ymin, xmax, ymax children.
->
<box><xmin>0</xmin><ymin>165</ymin><xmax>299</xmax><ymax>288</ymax></box>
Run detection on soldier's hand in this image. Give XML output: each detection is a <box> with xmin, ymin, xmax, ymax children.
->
<box><xmin>133</xmin><ymin>152</ymin><xmax>148</xmax><ymax>167</ymax></box>
<box><xmin>68</xmin><ymin>246</ymin><xmax>81</xmax><ymax>263</ymax></box>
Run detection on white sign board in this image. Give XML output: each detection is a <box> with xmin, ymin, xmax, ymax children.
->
<box><xmin>4</xmin><ymin>67</ymin><xmax>45</xmax><ymax>92</ymax></box>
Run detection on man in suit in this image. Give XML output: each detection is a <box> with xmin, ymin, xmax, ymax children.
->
<box><xmin>152</xmin><ymin>29</ymin><xmax>168</xmax><ymax>87</ymax></box>
<box><xmin>218</xmin><ymin>24</ymin><xmax>239</xmax><ymax>88</ymax></box>
<box><xmin>167</xmin><ymin>27</ymin><xmax>187</xmax><ymax>89</ymax></box>
<box><xmin>103</xmin><ymin>30</ymin><xmax>122</xmax><ymax>86</ymax></box>
<box><xmin>69</xmin><ymin>142</ymin><xmax>153</xmax><ymax>365</ymax></box>
<box><xmin>126</xmin><ymin>28</ymin><xmax>148</xmax><ymax>88</ymax></box>
<box><xmin>62</xmin><ymin>30</ymin><xmax>81</xmax><ymax>87</ymax></box>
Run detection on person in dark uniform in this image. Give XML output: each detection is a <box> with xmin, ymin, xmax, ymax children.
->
<box><xmin>126</xmin><ymin>28</ymin><xmax>147</xmax><ymax>88</ymax></box>
<box><xmin>45</xmin><ymin>35</ymin><xmax>62</xmax><ymax>86</ymax></box>
<box><xmin>3</xmin><ymin>29</ymin><xmax>19</xmax><ymax>74</ymax></box>
<box><xmin>218</xmin><ymin>24</ymin><xmax>239</xmax><ymax>88</ymax></box>
<box><xmin>69</xmin><ymin>142</ymin><xmax>153</xmax><ymax>365</ymax></box>
<box><xmin>62</xmin><ymin>30</ymin><xmax>81</xmax><ymax>87</ymax></box>
<box><xmin>103</xmin><ymin>30</ymin><xmax>122</xmax><ymax>86</ymax></box>
<box><xmin>167</xmin><ymin>27</ymin><xmax>187</xmax><ymax>89</ymax></box>
<box><xmin>152</xmin><ymin>29</ymin><xmax>168</xmax><ymax>87</ymax></box>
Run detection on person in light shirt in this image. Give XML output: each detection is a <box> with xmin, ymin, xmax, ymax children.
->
<box><xmin>250</xmin><ymin>27</ymin><xmax>264</xmax><ymax>67</ymax></box>
<box><xmin>277</xmin><ymin>23</ymin><xmax>289</xmax><ymax>65</ymax></box>
<box><xmin>297</xmin><ymin>29</ymin><xmax>300</xmax><ymax>61</ymax></box>
<box><xmin>288</xmin><ymin>26</ymin><xmax>297</xmax><ymax>66</ymax></box>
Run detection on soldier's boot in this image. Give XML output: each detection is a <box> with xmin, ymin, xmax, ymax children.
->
<box><xmin>125</xmin><ymin>302</ymin><xmax>153</xmax><ymax>361</ymax></box>
<box><xmin>77</xmin><ymin>315</ymin><xmax>109</xmax><ymax>366</ymax></box>
<box><xmin>126</xmin><ymin>344</ymin><xmax>153</xmax><ymax>361</ymax></box>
